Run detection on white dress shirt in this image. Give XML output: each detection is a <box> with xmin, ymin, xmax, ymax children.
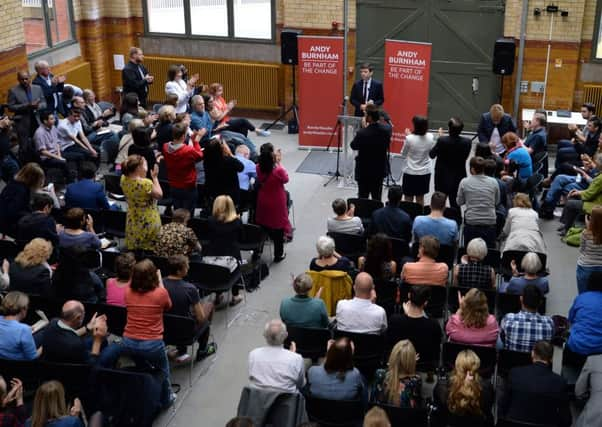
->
<box><xmin>165</xmin><ymin>79</ymin><xmax>193</xmax><ymax>113</ymax></box>
<box><xmin>248</xmin><ymin>345</ymin><xmax>305</xmax><ymax>393</ymax></box>
<box><xmin>336</xmin><ymin>297</ymin><xmax>387</xmax><ymax>335</ymax></box>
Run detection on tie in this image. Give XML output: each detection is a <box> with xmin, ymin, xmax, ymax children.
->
<box><xmin>363</xmin><ymin>81</ymin><xmax>368</xmax><ymax>103</ymax></box>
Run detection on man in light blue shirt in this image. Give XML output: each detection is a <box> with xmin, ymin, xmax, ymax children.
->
<box><xmin>235</xmin><ymin>144</ymin><xmax>257</xmax><ymax>191</ymax></box>
<box><xmin>412</xmin><ymin>191</ymin><xmax>458</xmax><ymax>246</ymax></box>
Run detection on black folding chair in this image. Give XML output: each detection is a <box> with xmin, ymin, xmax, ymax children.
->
<box><xmin>284</xmin><ymin>326</ymin><xmax>332</xmax><ymax>361</ymax></box>
<box><xmin>306</xmin><ymin>396</ymin><xmax>365</xmax><ymax>427</ymax></box>
<box><xmin>0</xmin><ymin>240</ymin><xmax>19</xmax><ymax>260</ymax></box>
<box><xmin>374</xmin><ymin>279</ymin><xmax>399</xmax><ymax>317</ymax></box>
<box><xmin>145</xmin><ymin>254</ymin><xmax>169</xmax><ymax>276</ymax></box>
<box><xmin>102</xmin><ymin>210</ymin><xmax>127</xmax><ymax>239</ymax></box>
<box><xmin>399</xmin><ymin>201</ymin><xmax>423</xmax><ymax>220</ymax></box>
<box><xmin>163</xmin><ymin>314</ymin><xmax>206</xmax><ymax>386</ymax></box>
<box><xmin>371</xmin><ymin>404</ymin><xmax>428</xmax><ymax>427</ymax></box>
<box><xmin>442</xmin><ymin>342</ymin><xmax>497</xmax><ymax>378</ymax></box>
<box><xmin>104</xmin><ymin>174</ymin><xmax>125</xmax><ymax>200</ymax></box>
<box><xmin>496</xmin><ymin>418</ymin><xmax>556</xmax><ymax>427</ymax></box>
<box><xmin>157</xmin><ymin>180</ymin><xmax>173</xmax><ymax>214</ymax></box>
<box><xmin>346</xmin><ymin>197</ymin><xmax>383</xmax><ymax>221</ymax></box>
<box><xmin>399</xmin><ymin>282</ymin><xmax>447</xmax><ymax>318</ymax></box>
<box><xmin>327</xmin><ymin>231</ymin><xmax>367</xmax><ymax>264</ymax></box>
<box><xmin>188</xmin><ymin>217</ymin><xmax>211</xmax><ymax>247</ymax></box>
<box><xmin>496</xmin><ymin>292</ymin><xmax>546</xmax><ymax>319</ymax></box>
<box><xmin>383</xmin><ymin>236</ymin><xmax>409</xmax><ymax>266</ymax></box>
<box><xmin>84</xmin><ymin>302</ymin><xmax>127</xmax><ymax>337</ymax></box>
<box><xmin>496</xmin><ymin>349</ymin><xmax>532</xmax><ymax>379</ymax></box>
<box><xmin>333</xmin><ymin>330</ymin><xmax>385</xmax><ymax>381</ymax></box>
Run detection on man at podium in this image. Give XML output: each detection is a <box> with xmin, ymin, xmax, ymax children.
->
<box><xmin>350</xmin><ymin>105</ymin><xmax>391</xmax><ymax>200</ymax></box>
<box><xmin>350</xmin><ymin>63</ymin><xmax>384</xmax><ymax>117</ymax></box>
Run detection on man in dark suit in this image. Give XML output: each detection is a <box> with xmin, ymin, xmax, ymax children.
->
<box><xmin>499</xmin><ymin>340</ymin><xmax>572</xmax><ymax>427</ymax></box>
<box><xmin>7</xmin><ymin>70</ymin><xmax>46</xmax><ymax>159</ymax></box>
<box><xmin>350</xmin><ymin>105</ymin><xmax>391</xmax><ymax>200</ymax></box>
<box><xmin>350</xmin><ymin>63</ymin><xmax>384</xmax><ymax>117</ymax></box>
<box><xmin>476</xmin><ymin>103</ymin><xmax>517</xmax><ymax>155</ymax></box>
<box><xmin>32</xmin><ymin>60</ymin><xmax>65</xmax><ymax>115</ymax></box>
<box><xmin>368</xmin><ymin>185</ymin><xmax>412</xmax><ymax>241</ymax></box>
<box><xmin>122</xmin><ymin>47</ymin><xmax>154</xmax><ymax>108</ymax></box>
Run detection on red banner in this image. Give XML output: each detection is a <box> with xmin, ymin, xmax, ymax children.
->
<box><xmin>383</xmin><ymin>40</ymin><xmax>432</xmax><ymax>153</ymax></box>
<box><xmin>298</xmin><ymin>36</ymin><xmax>344</xmax><ymax>148</ymax></box>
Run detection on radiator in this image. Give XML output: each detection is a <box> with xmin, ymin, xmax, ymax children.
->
<box><xmin>144</xmin><ymin>56</ymin><xmax>280</xmax><ymax>111</ymax></box>
<box><xmin>583</xmin><ymin>84</ymin><xmax>602</xmax><ymax>111</ymax></box>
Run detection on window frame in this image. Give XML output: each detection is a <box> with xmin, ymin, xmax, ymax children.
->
<box><xmin>25</xmin><ymin>0</ymin><xmax>77</xmax><ymax>59</ymax></box>
<box><xmin>142</xmin><ymin>0</ymin><xmax>276</xmax><ymax>43</ymax></box>
<box><xmin>592</xmin><ymin>0</ymin><xmax>602</xmax><ymax>62</ymax></box>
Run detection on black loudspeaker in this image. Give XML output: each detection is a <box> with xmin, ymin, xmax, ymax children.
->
<box><xmin>281</xmin><ymin>30</ymin><xmax>301</xmax><ymax>65</ymax></box>
<box><xmin>493</xmin><ymin>38</ymin><xmax>516</xmax><ymax>75</ymax></box>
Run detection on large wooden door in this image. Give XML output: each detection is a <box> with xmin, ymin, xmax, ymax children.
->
<box><xmin>356</xmin><ymin>0</ymin><xmax>505</xmax><ymax>130</ymax></box>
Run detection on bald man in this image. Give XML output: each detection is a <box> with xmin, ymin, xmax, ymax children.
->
<box><xmin>7</xmin><ymin>71</ymin><xmax>46</xmax><ymax>150</ymax></box>
<box><xmin>36</xmin><ymin>300</ymin><xmax>108</xmax><ymax>364</ymax></box>
<box><xmin>335</xmin><ymin>272</ymin><xmax>387</xmax><ymax>335</ymax></box>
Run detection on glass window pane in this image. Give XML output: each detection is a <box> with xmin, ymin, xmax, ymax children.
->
<box><xmin>233</xmin><ymin>0</ymin><xmax>271</xmax><ymax>39</ymax></box>
<box><xmin>22</xmin><ymin>0</ymin><xmax>50</xmax><ymax>54</ymax></box>
<box><xmin>597</xmin><ymin>20</ymin><xmax>602</xmax><ymax>59</ymax></box>
<box><xmin>147</xmin><ymin>0</ymin><xmax>186</xmax><ymax>34</ymax></box>
<box><xmin>48</xmin><ymin>0</ymin><xmax>73</xmax><ymax>45</ymax></box>
<box><xmin>190</xmin><ymin>0</ymin><xmax>228</xmax><ymax>37</ymax></box>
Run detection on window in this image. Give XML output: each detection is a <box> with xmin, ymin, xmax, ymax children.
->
<box><xmin>145</xmin><ymin>0</ymin><xmax>274</xmax><ymax>40</ymax></box>
<box><xmin>22</xmin><ymin>0</ymin><xmax>76</xmax><ymax>55</ymax></box>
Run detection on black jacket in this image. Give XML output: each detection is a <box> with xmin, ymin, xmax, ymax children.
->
<box><xmin>17</xmin><ymin>212</ymin><xmax>59</xmax><ymax>247</ymax></box>
<box><xmin>9</xmin><ymin>262</ymin><xmax>52</xmax><ymax>297</ymax></box>
<box><xmin>369</xmin><ymin>205</ymin><xmax>412</xmax><ymax>241</ymax></box>
<box><xmin>350</xmin><ymin>122</ymin><xmax>391</xmax><ymax>182</ymax></box>
<box><xmin>477</xmin><ymin>112</ymin><xmax>517</xmax><ymax>143</ymax></box>
<box><xmin>0</xmin><ymin>181</ymin><xmax>31</xmax><ymax>237</ymax></box>
<box><xmin>499</xmin><ymin>362</ymin><xmax>571</xmax><ymax>427</ymax></box>
<box><xmin>32</xmin><ymin>74</ymin><xmax>64</xmax><ymax>113</ymax></box>
<box><xmin>350</xmin><ymin>79</ymin><xmax>384</xmax><ymax>117</ymax></box>
<box><xmin>122</xmin><ymin>61</ymin><xmax>151</xmax><ymax>107</ymax></box>
<box><xmin>38</xmin><ymin>318</ymin><xmax>94</xmax><ymax>364</ymax></box>
<box><xmin>430</xmin><ymin>135</ymin><xmax>472</xmax><ymax>193</ymax></box>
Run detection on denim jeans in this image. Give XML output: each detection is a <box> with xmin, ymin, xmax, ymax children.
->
<box><xmin>576</xmin><ymin>264</ymin><xmax>602</xmax><ymax>294</ymax></box>
<box><xmin>219</xmin><ymin>130</ymin><xmax>257</xmax><ymax>156</ymax></box>
<box><xmin>560</xmin><ymin>199</ymin><xmax>584</xmax><ymax>230</ymax></box>
<box><xmin>171</xmin><ymin>187</ymin><xmax>197</xmax><ymax>216</ymax></box>
<box><xmin>545</xmin><ymin>174</ymin><xmax>587</xmax><ymax>207</ymax></box>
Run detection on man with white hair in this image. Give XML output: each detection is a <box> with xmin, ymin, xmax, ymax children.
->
<box><xmin>235</xmin><ymin>144</ymin><xmax>257</xmax><ymax>191</ymax></box>
<box><xmin>32</xmin><ymin>59</ymin><xmax>66</xmax><ymax>115</ymax></box>
<box><xmin>279</xmin><ymin>273</ymin><xmax>328</xmax><ymax>328</ymax></box>
<box><xmin>335</xmin><ymin>272</ymin><xmax>387</xmax><ymax>334</ymax></box>
<box><xmin>248</xmin><ymin>319</ymin><xmax>305</xmax><ymax>392</ymax></box>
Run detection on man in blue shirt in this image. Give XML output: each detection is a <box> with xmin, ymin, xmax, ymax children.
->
<box><xmin>64</xmin><ymin>162</ymin><xmax>112</xmax><ymax>210</ymax></box>
<box><xmin>235</xmin><ymin>144</ymin><xmax>257</xmax><ymax>191</ymax></box>
<box><xmin>190</xmin><ymin>95</ymin><xmax>213</xmax><ymax>146</ymax></box>
<box><xmin>524</xmin><ymin>113</ymin><xmax>548</xmax><ymax>176</ymax></box>
<box><xmin>412</xmin><ymin>191</ymin><xmax>458</xmax><ymax>246</ymax></box>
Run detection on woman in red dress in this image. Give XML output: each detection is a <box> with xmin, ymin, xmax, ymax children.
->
<box><xmin>255</xmin><ymin>143</ymin><xmax>289</xmax><ymax>262</ymax></box>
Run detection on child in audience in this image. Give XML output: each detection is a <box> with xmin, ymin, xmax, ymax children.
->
<box><xmin>106</xmin><ymin>252</ymin><xmax>135</xmax><ymax>307</ymax></box>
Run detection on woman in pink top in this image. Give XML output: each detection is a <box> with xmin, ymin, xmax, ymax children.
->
<box><xmin>446</xmin><ymin>288</ymin><xmax>499</xmax><ymax>347</ymax></box>
<box><xmin>401</xmin><ymin>236</ymin><xmax>449</xmax><ymax>286</ymax></box>
<box><xmin>105</xmin><ymin>252</ymin><xmax>135</xmax><ymax>307</ymax></box>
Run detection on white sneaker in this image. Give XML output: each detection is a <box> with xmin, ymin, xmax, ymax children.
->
<box><xmin>256</xmin><ymin>129</ymin><xmax>271</xmax><ymax>137</ymax></box>
<box><xmin>175</xmin><ymin>353</ymin><xmax>191</xmax><ymax>363</ymax></box>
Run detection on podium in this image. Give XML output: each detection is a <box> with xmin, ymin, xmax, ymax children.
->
<box><xmin>337</xmin><ymin>115</ymin><xmax>363</xmax><ymax>187</ymax></box>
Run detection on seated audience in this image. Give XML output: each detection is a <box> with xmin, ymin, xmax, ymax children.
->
<box><xmin>501</xmin><ymin>193</ymin><xmax>546</xmax><ymax>254</ymax></box>
<box><xmin>37</xmin><ymin>300</ymin><xmax>107</xmax><ymax>364</ymax></box>
<box><xmin>9</xmin><ymin>238</ymin><xmax>53</xmax><ymax>297</ymax></box>
<box><xmin>163</xmin><ymin>255</ymin><xmax>214</xmax><ymax>362</ymax></box>
<box><xmin>57</xmin><ymin>108</ymin><xmax>99</xmax><ymax>164</ymax></box>
<box><xmin>500</xmin><ymin>340</ymin><xmax>571</xmax><ymax>427</ymax></box>
<box><xmin>446</xmin><ymin>288</ymin><xmax>499</xmax><ymax>347</ymax></box>
<box><xmin>412</xmin><ymin>191</ymin><xmax>458</xmax><ymax>246</ymax></box>
<box><xmin>500</xmin><ymin>285</ymin><xmax>554</xmax><ymax>352</ymax></box>
<box><xmin>457</xmin><ymin>156</ymin><xmax>500</xmax><ymax>248</ymax></box>
<box><xmin>279</xmin><ymin>273</ymin><xmax>328</xmax><ymax>329</ymax></box>
<box><xmin>248</xmin><ymin>319</ymin><xmax>305</xmax><ymax>392</ymax></box>
<box><xmin>576</xmin><ymin>206</ymin><xmax>602</xmax><ymax>293</ymax></box>
<box><xmin>58</xmin><ymin>208</ymin><xmax>101</xmax><ymax>250</ymax></box>
<box><xmin>27</xmin><ymin>380</ymin><xmax>84</xmax><ymax>427</ymax></box>
<box><xmin>0</xmin><ymin>376</ymin><xmax>25</xmax><ymax>426</ymax></box>
<box><xmin>82</xmin><ymin>89</ymin><xmax>115</xmax><ymax>127</ymax></box>
<box><xmin>190</xmin><ymin>95</ymin><xmax>213</xmax><ymax>145</ymax></box>
<box><xmin>16</xmin><ymin>192</ymin><xmax>59</xmax><ymax>248</ymax></box>
<box><xmin>372</xmin><ymin>340</ymin><xmax>422</xmax><ymax>408</ymax></box>
<box><xmin>64</xmin><ymin>162</ymin><xmax>111</xmax><ymax>210</ymax></box>
<box><xmin>504</xmin><ymin>252</ymin><xmax>549</xmax><ymax>295</ymax></box>
<box><xmin>433</xmin><ymin>350</ymin><xmax>494</xmax><ymax>427</ymax></box>
<box><xmin>307</xmin><ymin>337</ymin><xmax>366</xmax><ymax>401</ymax></box>
<box><xmin>105</xmin><ymin>252</ymin><xmax>135</xmax><ymax>307</ymax></box>
<box><xmin>558</xmin><ymin>152</ymin><xmax>602</xmax><ymax>234</ymax></box>
<box><xmin>501</xmin><ymin>132</ymin><xmax>533</xmax><ymax>182</ymax></box>
<box><xmin>34</xmin><ymin>110</ymin><xmax>71</xmax><ymax>183</ymax></box>
<box><xmin>368</xmin><ymin>185</ymin><xmax>412</xmax><ymax>241</ymax></box>
<box><xmin>401</xmin><ymin>236</ymin><xmax>448</xmax><ymax>286</ymax></box>
<box><xmin>155</xmin><ymin>208</ymin><xmax>201</xmax><ymax>258</ymax></box>
<box><xmin>336</xmin><ymin>272</ymin><xmax>387</xmax><ymax>335</ymax></box>
<box><xmin>53</xmin><ymin>245</ymin><xmax>104</xmax><ymax>303</ymax></box>
<box><xmin>309</xmin><ymin>235</ymin><xmax>353</xmax><ymax>273</ymax></box>
<box><xmin>115</xmin><ymin>118</ymin><xmax>144</xmax><ymax>169</ymax></box>
<box><xmin>453</xmin><ymin>238</ymin><xmax>495</xmax><ymax>289</ymax></box>
<box><xmin>0</xmin><ymin>291</ymin><xmax>40</xmax><ymax>360</ymax></box>
<box><xmin>0</xmin><ymin>163</ymin><xmax>45</xmax><ymax>238</ymax></box>
<box><xmin>567</xmin><ymin>272</ymin><xmax>602</xmax><ymax>356</ymax></box>
<box><xmin>386</xmin><ymin>286</ymin><xmax>442</xmax><ymax>365</ymax></box>
<box><xmin>162</xmin><ymin>122</ymin><xmax>203</xmax><ymax>214</ymax></box>
<box><xmin>72</xmin><ymin>96</ymin><xmax>117</xmax><ymax>162</ymax></box>
<box><xmin>327</xmin><ymin>198</ymin><xmax>364</xmax><ymax>235</ymax></box>
<box><xmin>575</xmin><ymin>353</ymin><xmax>602</xmax><ymax>427</ymax></box>
<box><xmin>363</xmin><ymin>407</ymin><xmax>391</xmax><ymax>427</ymax></box>
<box><xmin>358</xmin><ymin>233</ymin><xmax>397</xmax><ymax>281</ymax></box>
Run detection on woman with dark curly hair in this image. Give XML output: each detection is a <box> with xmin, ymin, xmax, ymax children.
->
<box><xmin>358</xmin><ymin>233</ymin><xmax>396</xmax><ymax>281</ymax></box>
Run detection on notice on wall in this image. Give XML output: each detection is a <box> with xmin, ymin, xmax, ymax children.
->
<box><xmin>297</xmin><ymin>36</ymin><xmax>344</xmax><ymax>148</ymax></box>
<box><xmin>113</xmin><ymin>54</ymin><xmax>125</xmax><ymax>71</ymax></box>
<box><xmin>383</xmin><ymin>40</ymin><xmax>432</xmax><ymax>153</ymax></box>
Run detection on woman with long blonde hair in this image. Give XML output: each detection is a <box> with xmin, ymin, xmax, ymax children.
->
<box><xmin>446</xmin><ymin>288</ymin><xmax>499</xmax><ymax>347</ymax></box>
<box><xmin>9</xmin><ymin>238</ymin><xmax>53</xmax><ymax>297</ymax></box>
<box><xmin>434</xmin><ymin>350</ymin><xmax>494</xmax><ymax>426</ymax></box>
<box><xmin>28</xmin><ymin>380</ymin><xmax>83</xmax><ymax>427</ymax></box>
<box><xmin>371</xmin><ymin>340</ymin><xmax>422</xmax><ymax>408</ymax></box>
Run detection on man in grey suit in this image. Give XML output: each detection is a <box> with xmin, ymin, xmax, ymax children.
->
<box><xmin>7</xmin><ymin>71</ymin><xmax>46</xmax><ymax>159</ymax></box>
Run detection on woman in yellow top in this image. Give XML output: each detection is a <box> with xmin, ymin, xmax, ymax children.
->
<box><xmin>120</xmin><ymin>154</ymin><xmax>163</xmax><ymax>251</ymax></box>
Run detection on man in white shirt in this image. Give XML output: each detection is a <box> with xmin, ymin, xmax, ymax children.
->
<box><xmin>57</xmin><ymin>108</ymin><xmax>98</xmax><ymax>164</ymax></box>
<box><xmin>248</xmin><ymin>319</ymin><xmax>305</xmax><ymax>393</ymax></box>
<box><xmin>336</xmin><ymin>272</ymin><xmax>387</xmax><ymax>335</ymax></box>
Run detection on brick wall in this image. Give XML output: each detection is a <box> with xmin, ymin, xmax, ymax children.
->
<box><xmin>281</xmin><ymin>0</ymin><xmax>356</xmax><ymax>29</ymax></box>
